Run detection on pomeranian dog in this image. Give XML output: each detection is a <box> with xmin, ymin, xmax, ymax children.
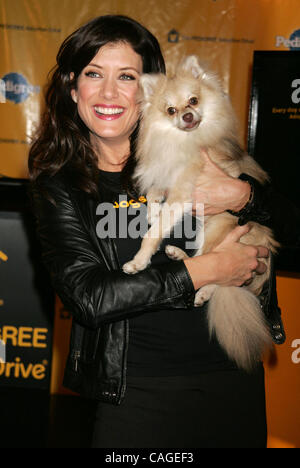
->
<box><xmin>122</xmin><ymin>55</ymin><xmax>279</xmax><ymax>370</ymax></box>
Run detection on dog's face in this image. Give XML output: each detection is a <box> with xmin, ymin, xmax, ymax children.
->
<box><xmin>159</xmin><ymin>76</ymin><xmax>203</xmax><ymax>132</ymax></box>
<box><xmin>139</xmin><ymin>56</ymin><xmax>233</xmax><ymax>136</ymax></box>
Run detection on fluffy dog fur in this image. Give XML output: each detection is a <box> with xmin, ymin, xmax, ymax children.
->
<box><xmin>122</xmin><ymin>55</ymin><xmax>279</xmax><ymax>370</ymax></box>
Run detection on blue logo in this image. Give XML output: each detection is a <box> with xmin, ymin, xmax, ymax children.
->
<box><xmin>289</xmin><ymin>29</ymin><xmax>300</xmax><ymax>50</ymax></box>
<box><xmin>1</xmin><ymin>73</ymin><xmax>40</xmax><ymax>104</ymax></box>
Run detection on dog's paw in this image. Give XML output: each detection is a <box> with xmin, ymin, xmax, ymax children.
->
<box><xmin>122</xmin><ymin>258</ymin><xmax>150</xmax><ymax>274</ymax></box>
<box><xmin>165</xmin><ymin>245</ymin><xmax>188</xmax><ymax>261</ymax></box>
<box><xmin>194</xmin><ymin>290</ymin><xmax>207</xmax><ymax>307</ymax></box>
<box><xmin>194</xmin><ymin>285</ymin><xmax>216</xmax><ymax>307</ymax></box>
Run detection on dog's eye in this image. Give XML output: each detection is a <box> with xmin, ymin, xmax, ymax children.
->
<box><xmin>189</xmin><ymin>97</ymin><xmax>198</xmax><ymax>106</ymax></box>
<box><xmin>167</xmin><ymin>107</ymin><xmax>177</xmax><ymax>115</ymax></box>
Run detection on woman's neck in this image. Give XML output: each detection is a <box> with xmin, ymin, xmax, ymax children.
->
<box><xmin>93</xmin><ymin>137</ymin><xmax>130</xmax><ymax>172</ymax></box>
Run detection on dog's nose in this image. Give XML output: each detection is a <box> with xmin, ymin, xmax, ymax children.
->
<box><xmin>182</xmin><ymin>112</ymin><xmax>193</xmax><ymax>123</ymax></box>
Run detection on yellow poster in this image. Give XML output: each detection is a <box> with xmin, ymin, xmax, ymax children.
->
<box><xmin>1</xmin><ymin>0</ymin><xmax>300</xmax><ymax>177</ymax></box>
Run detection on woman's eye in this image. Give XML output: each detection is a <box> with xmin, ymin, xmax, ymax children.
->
<box><xmin>85</xmin><ymin>71</ymin><xmax>101</xmax><ymax>78</ymax></box>
<box><xmin>120</xmin><ymin>74</ymin><xmax>135</xmax><ymax>81</ymax></box>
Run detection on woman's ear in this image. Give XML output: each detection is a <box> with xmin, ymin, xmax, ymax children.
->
<box><xmin>70</xmin><ymin>72</ymin><xmax>77</xmax><ymax>103</ymax></box>
<box><xmin>71</xmin><ymin>89</ymin><xmax>77</xmax><ymax>103</ymax></box>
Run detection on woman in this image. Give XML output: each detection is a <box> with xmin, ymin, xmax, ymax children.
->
<box><xmin>29</xmin><ymin>15</ymin><xmax>276</xmax><ymax>448</ymax></box>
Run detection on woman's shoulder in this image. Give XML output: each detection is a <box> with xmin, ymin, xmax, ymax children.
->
<box><xmin>30</xmin><ymin>167</ymin><xmax>99</xmax><ymax>213</ymax></box>
<box><xmin>33</xmin><ymin>167</ymin><xmax>80</xmax><ymax>193</ymax></box>
<box><xmin>29</xmin><ymin>170</ymin><xmax>74</xmax><ymax>209</ymax></box>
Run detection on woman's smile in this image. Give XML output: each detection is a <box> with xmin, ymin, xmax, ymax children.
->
<box><xmin>93</xmin><ymin>104</ymin><xmax>126</xmax><ymax>120</ymax></box>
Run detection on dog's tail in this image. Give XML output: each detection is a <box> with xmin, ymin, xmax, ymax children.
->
<box><xmin>207</xmin><ymin>286</ymin><xmax>272</xmax><ymax>371</ymax></box>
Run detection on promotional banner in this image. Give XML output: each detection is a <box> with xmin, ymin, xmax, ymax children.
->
<box><xmin>248</xmin><ymin>51</ymin><xmax>300</xmax><ymax>272</ymax></box>
<box><xmin>0</xmin><ymin>182</ymin><xmax>54</xmax><ymax>390</ymax></box>
<box><xmin>0</xmin><ymin>0</ymin><xmax>300</xmax><ymax>447</ymax></box>
<box><xmin>265</xmin><ymin>275</ymin><xmax>300</xmax><ymax>448</ymax></box>
<box><xmin>1</xmin><ymin>0</ymin><xmax>300</xmax><ymax>178</ymax></box>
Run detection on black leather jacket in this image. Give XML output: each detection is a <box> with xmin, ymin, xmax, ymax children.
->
<box><xmin>30</xmin><ymin>171</ymin><xmax>288</xmax><ymax>405</ymax></box>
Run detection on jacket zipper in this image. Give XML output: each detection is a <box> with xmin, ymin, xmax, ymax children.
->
<box><xmin>73</xmin><ymin>350</ymin><xmax>81</xmax><ymax>372</ymax></box>
<box><xmin>109</xmin><ymin>237</ymin><xmax>129</xmax><ymax>404</ymax></box>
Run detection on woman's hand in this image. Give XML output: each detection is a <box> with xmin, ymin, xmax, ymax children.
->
<box><xmin>184</xmin><ymin>224</ymin><xmax>269</xmax><ymax>291</ymax></box>
<box><xmin>192</xmin><ymin>150</ymin><xmax>251</xmax><ymax>216</ymax></box>
<box><xmin>210</xmin><ymin>224</ymin><xmax>269</xmax><ymax>286</ymax></box>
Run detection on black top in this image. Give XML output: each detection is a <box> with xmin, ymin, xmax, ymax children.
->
<box><xmin>98</xmin><ymin>169</ymin><xmax>235</xmax><ymax>376</ymax></box>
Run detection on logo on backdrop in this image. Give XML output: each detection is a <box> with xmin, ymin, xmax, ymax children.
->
<box><xmin>167</xmin><ymin>29</ymin><xmax>254</xmax><ymax>44</ymax></box>
<box><xmin>0</xmin><ymin>326</ymin><xmax>49</xmax><ymax>380</ymax></box>
<box><xmin>168</xmin><ymin>29</ymin><xmax>180</xmax><ymax>43</ymax></box>
<box><xmin>0</xmin><ymin>73</ymin><xmax>40</xmax><ymax>104</ymax></box>
<box><xmin>275</xmin><ymin>29</ymin><xmax>300</xmax><ymax>50</ymax></box>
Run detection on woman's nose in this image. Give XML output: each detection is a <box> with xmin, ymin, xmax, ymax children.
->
<box><xmin>100</xmin><ymin>77</ymin><xmax>118</xmax><ymax>100</ymax></box>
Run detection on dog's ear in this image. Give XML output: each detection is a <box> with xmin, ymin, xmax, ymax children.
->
<box><xmin>139</xmin><ymin>74</ymin><xmax>161</xmax><ymax>101</ymax></box>
<box><xmin>180</xmin><ymin>55</ymin><xmax>223</xmax><ymax>91</ymax></box>
<box><xmin>180</xmin><ymin>55</ymin><xmax>205</xmax><ymax>79</ymax></box>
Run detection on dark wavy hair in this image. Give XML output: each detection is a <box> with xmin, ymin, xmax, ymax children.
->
<box><xmin>28</xmin><ymin>15</ymin><xmax>166</xmax><ymax>198</ymax></box>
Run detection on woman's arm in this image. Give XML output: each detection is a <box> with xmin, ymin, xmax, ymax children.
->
<box><xmin>192</xmin><ymin>152</ymin><xmax>253</xmax><ymax>216</ymax></box>
<box><xmin>30</xmin><ymin>175</ymin><xmax>197</xmax><ymax>329</ymax></box>
<box><xmin>233</xmin><ymin>174</ymin><xmax>300</xmax><ymax>248</ymax></box>
<box><xmin>30</xmin><ymin>173</ymin><xmax>269</xmax><ymax>330</ymax></box>
<box><xmin>184</xmin><ymin>224</ymin><xmax>269</xmax><ymax>291</ymax></box>
<box><xmin>192</xmin><ymin>151</ymin><xmax>300</xmax><ymax>247</ymax></box>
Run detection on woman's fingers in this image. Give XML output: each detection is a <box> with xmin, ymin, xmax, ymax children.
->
<box><xmin>222</xmin><ymin>224</ymin><xmax>251</xmax><ymax>243</ymax></box>
<box><xmin>200</xmin><ymin>149</ymin><xmax>230</xmax><ymax>176</ymax></box>
<box><xmin>255</xmin><ymin>261</ymin><xmax>267</xmax><ymax>275</ymax></box>
<box><xmin>215</xmin><ymin>224</ymin><xmax>270</xmax><ymax>285</ymax></box>
<box><xmin>223</xmin><ymin>226</ymin><xmax>270</xmax><ymax>260</ymax></box>
<box><xmin>256</xmin><ymin>246</ymin><xmax>269</xmax><ymax>259</ymax></box>
<box><xmin>200</xmin><ymin>148</ymin><xmax>210</xmax><ymax>163</ymax></box>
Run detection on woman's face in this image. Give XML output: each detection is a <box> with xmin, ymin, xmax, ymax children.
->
<box><xmin>71</xmin><ymin>42</ymin><xmax>143</xmax><ymax>147</ymax></box>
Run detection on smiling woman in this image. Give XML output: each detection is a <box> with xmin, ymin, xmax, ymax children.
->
<box><xmin>28</xmin><ymin>14</ymin><xmax>274</xmax><ymax>449</ymax></box>
<box><xmin>28</xmin><ymin>15</ymin><xmax>166</xmax><ymax>196</ymax></box>
<box><xmin>70</xmin><ymin>42</ymin><xmax>143</xmax><ymax>167</ymax></box>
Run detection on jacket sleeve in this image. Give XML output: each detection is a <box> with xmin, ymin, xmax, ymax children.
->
<box><xmin>29</xmin><ymin>175</ymin><xmax>196</xmax><ymax>329</ymax></box>
<box><xmin>259</xmin><ymin>184</ymin><xmax>300</xmax><ymax>249</ymax></box>
<box><xmin>233</xmin><ymin>174</ymin><xmax>300</xmax><ymax>248</ymax></box>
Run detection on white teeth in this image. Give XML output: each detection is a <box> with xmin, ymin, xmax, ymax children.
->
<box><xmin>94</xmin><ymin>106</ymin><xmax>124</xmax><ymax>115</ymax></box>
